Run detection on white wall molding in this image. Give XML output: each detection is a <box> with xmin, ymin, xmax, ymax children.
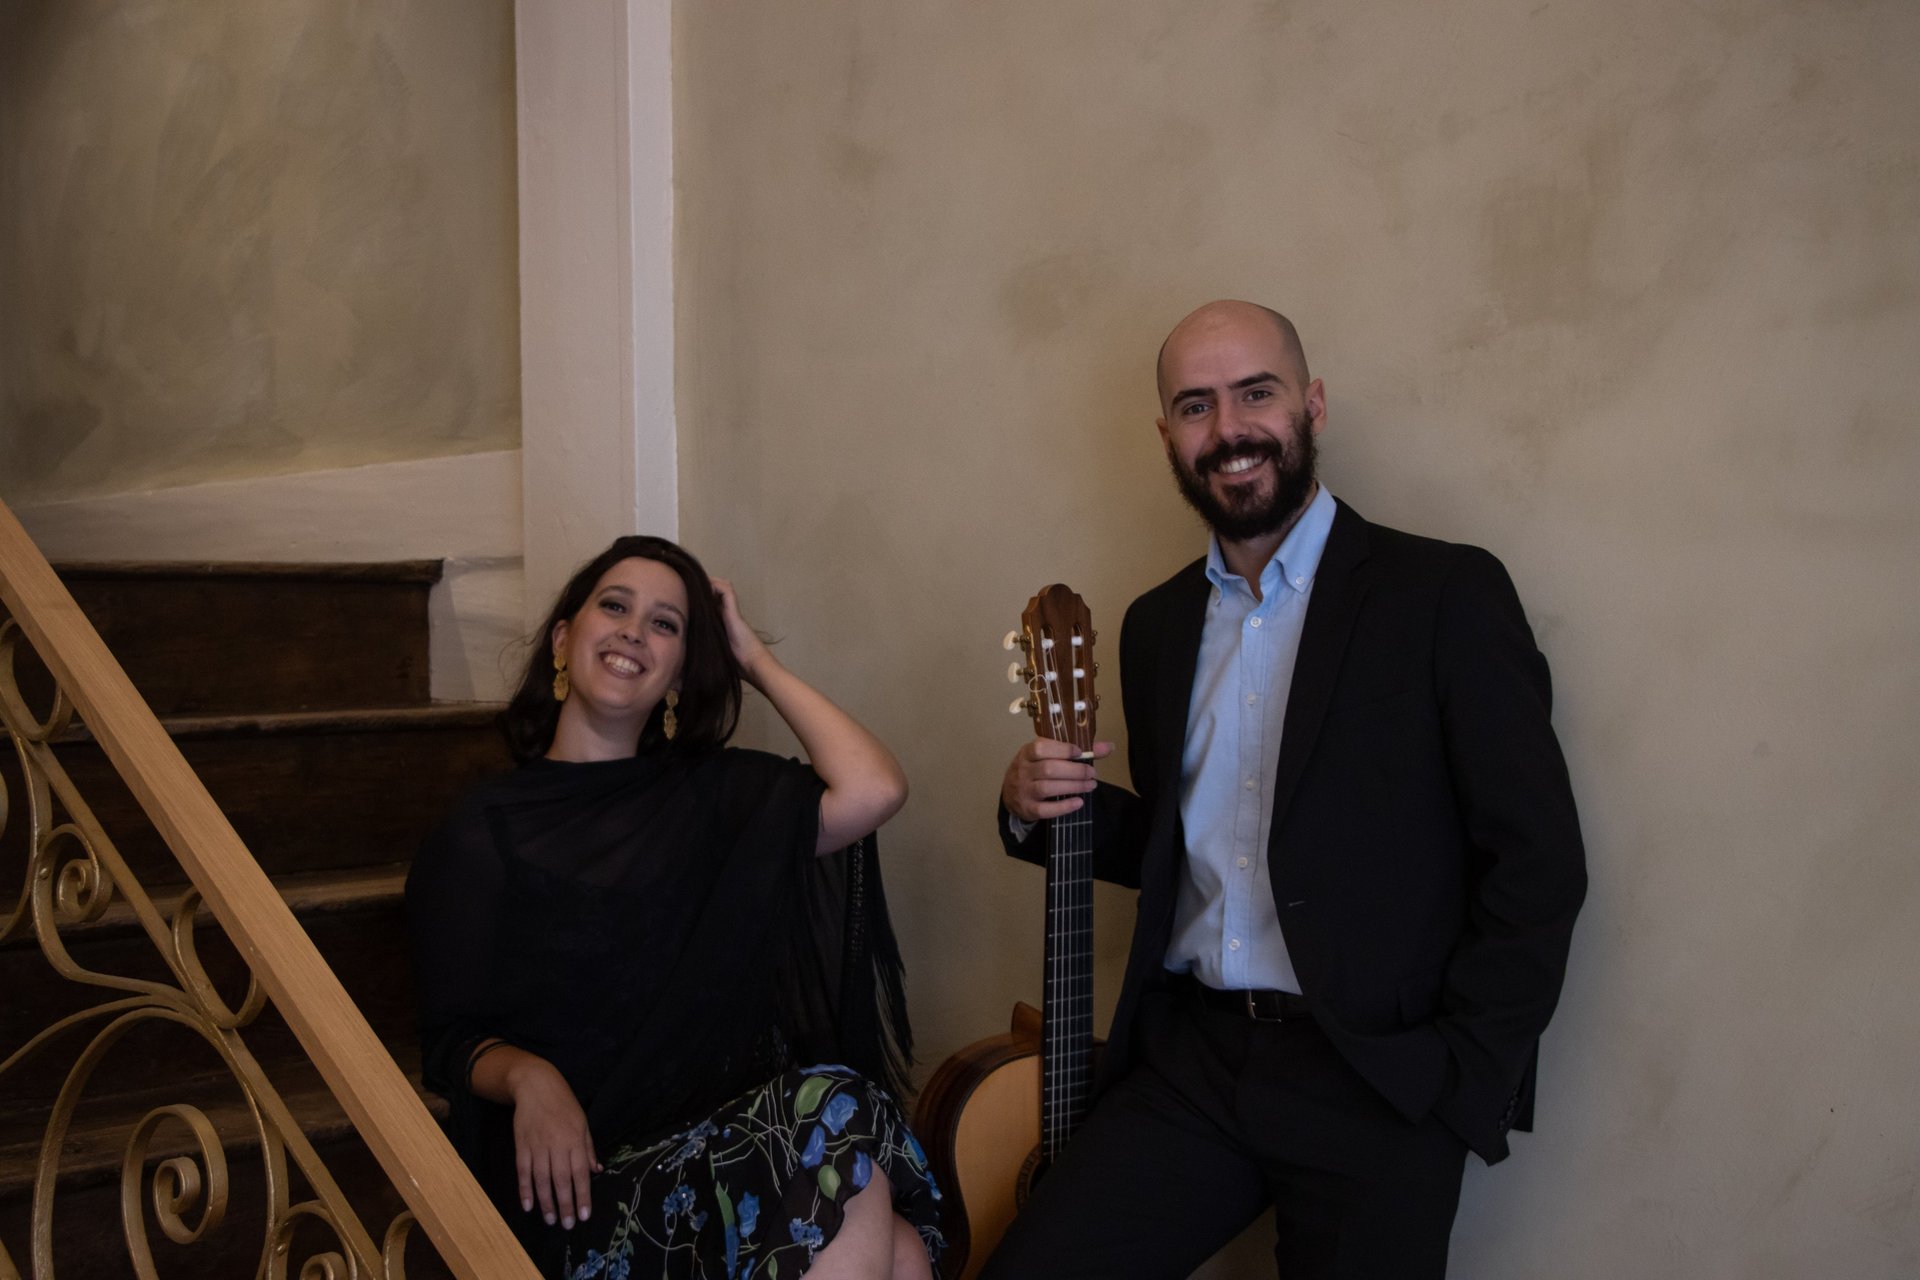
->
<box><xmin>14</xmin><ymin>450</ymin><xmax>522</xmax><ymax>562</ymax></box>
<box><xmin>515</xmin><ymin>0</ymin><xmax>677</xmax><ymax>628</ymax></box>
<box><xmin>12</xmin><ymin>450</ymin><xmax>526</xmax><ymax>702</ymax></box>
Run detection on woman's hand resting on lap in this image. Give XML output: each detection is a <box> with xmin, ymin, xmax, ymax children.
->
<box><xmin>469</xmin><ymin>1043</ymin><xmax>601</xmax><ymax>1231</ymax></box>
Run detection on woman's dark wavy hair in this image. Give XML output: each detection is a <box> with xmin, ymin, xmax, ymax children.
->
<box><xmin>500</xmin><ymin>536</ymin><xmax>742</xmax><ymax>763</ymax></box>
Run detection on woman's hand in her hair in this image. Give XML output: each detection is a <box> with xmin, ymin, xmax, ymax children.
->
<box><xmin>710</xmin><ymin>578</ymin><xmax>777</xmax><ymax>687</ymax></box>
<box><xmin>705</xmin><ymin>579</ymin><xmax>907</xmax><ymax>850</ymax></box>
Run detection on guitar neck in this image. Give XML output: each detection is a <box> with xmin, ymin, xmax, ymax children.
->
<box><xmin>1040</xmin><ymin>802</ymin><xmax>1095</xmax><ymax>1162</ymax></box>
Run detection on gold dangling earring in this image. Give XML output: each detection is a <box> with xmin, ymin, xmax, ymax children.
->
<box><xmin>662</xmin><ymin>689</ymin><xmax>679</xmax><ymax>741</ymax></box>
<box><xmin>551</xmin><ymin>654</ymin><xmax>570</xmax><ymax>702</ymax></box>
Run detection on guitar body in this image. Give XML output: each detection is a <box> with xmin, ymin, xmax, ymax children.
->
<box><xmin>914</xmin><ymin>1005</ymin><xmax>1042</xmax><ymax>1280</ymax></box>
<box><xmin>918</xmin><ymin>585</ymin><xmax>1104</xmax><ymax>1279</ymax></box>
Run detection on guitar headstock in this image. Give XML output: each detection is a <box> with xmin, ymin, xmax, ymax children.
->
<box><xmin>1003</xmin><ymin>584</ymin><xmax>1098</xmax><ymax>756</ymax></box>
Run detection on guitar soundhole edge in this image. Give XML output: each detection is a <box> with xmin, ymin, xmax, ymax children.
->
<box><xmin>1014</xmin><ymin>1146</ymin><xmax>1051</xmax><ymax>1210</ymax></box>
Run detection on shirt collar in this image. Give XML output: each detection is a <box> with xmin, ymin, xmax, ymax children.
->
<box><xmin>1204</xmin><ymin>484</ymin><xmax>1338</xmax><ymax>599</ymax></box>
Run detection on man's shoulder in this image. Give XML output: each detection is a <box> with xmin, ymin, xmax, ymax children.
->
<box><xmin>1122</xmin><ymin>555</ymin><xmax>1209</xmax><ymax>626</ymax></box>
<box><xmin>1342</xmin><ymin>506</ymin><xmax>1531</xmax><ymax>633</ymax></box>
<box><xmin>1345</xmin><ymin>502</ymin><xmax>1507</xmax><ymax>581</ymax></box>
<box><xmin>1135</xmin><ymin>553</ymin><xmax>1210</xmax><ymax>600</ymax></box>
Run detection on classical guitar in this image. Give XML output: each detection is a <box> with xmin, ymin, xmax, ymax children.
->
<box><xmin>914</xmin><ymin>584</ymin><xmax>1100</xmax><ymax>1280</ymax></box>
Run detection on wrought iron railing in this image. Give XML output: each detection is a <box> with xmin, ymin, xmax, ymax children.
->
<box><xmin>0</xmin><ymin>498</ymin><xmax>534</xmax><ymax>1279</ymax></box>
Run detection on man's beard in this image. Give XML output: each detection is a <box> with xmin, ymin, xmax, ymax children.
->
<box><xmin>1166</xmin><ymin>410</ymin><xmax>1318</xmax><ymax>543</ymax></box>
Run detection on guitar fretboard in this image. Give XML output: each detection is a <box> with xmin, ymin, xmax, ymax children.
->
<box><xmin>1041</xmin><ymin>803</ymin><xmax>1095</xmax><ymax>1161</ymax></box>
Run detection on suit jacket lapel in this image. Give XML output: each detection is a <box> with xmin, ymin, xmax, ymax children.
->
<box><xmin>1269</xmin><ymin>500</ymin><xmax>1371</xmax><ymax>838</ymax></box>
<box><xmin>1131</xmin><ymin>563</ymin><xmax>1209</xmax><ymax>906</ymax></box>
<box><xmin>1155</xmin><ymin>562</ymin><xmax>1210</xmax><ymax>792</ymax></box>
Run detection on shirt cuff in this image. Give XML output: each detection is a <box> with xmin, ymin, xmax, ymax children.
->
<box><xmin>1007</xmin><ymin>813</ymin><xmax>1036</xmax><ymax>843</ymax></box>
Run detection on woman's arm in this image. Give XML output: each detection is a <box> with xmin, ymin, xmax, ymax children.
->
<box><xmin>409</xmin><ymin>814</ymin><xmax>598</xmax><ymax>1230</ymax></box>
<box><xmin>467</xmin><ymin>1040</ymin><xmax>600</xmax><ymax>1231</ymax></box>
<box><xmin>711</xmin><ymin>579</ymin><xmax>908</xmax><ymax>853</ymax></box>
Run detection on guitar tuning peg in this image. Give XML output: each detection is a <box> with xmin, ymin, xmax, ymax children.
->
<box><xmin>1007</xmin><ymin>661</ymin><xmax>1032</xmax><ymax>684</ymax></box>
<box><xmin>1002</xmin><ymin>629</ymin><xmax>1020</xmax><ymax>652</ymax></box>
<box><xmin>1009</xmin><ymin>696</ymin><xmax>1035</xmax><ymax>717</ymax></box>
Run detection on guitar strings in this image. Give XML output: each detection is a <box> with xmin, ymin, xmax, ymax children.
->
<box><xmin>1043</xmin><ymin>625</ymin><xmax>1070</xmax><ymax>1159</ymax></box>
<box><xmin>1039</xmin><ymin>620</ymin><xmax>1095</xmax><ymax>1159</ymax></box>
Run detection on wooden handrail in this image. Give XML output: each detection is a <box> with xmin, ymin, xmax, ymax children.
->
<box><xmin>0</xmin><ymin>498</ymin><xmax>537</xmax><ymax>1280</ymax></box>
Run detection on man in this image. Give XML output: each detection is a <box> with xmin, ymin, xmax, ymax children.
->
<box><xmin>985</xmin><ymin>300</ymin><xmax>1586</xmax><ymax>1278</ymax></box>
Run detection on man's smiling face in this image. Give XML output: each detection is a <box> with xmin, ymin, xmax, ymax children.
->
<box><xmin>1156</xmin><ymin>302</ymin><xmax>1325</xmax><ymax>544</ymax></box>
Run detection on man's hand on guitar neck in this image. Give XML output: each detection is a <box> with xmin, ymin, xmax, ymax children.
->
<box><xmin>1001</xmin><ymin>737</ymin><xmax>1115</xmax><ymax>825</ymax></box>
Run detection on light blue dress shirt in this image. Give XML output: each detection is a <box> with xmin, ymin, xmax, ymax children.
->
<box><xmin>1163</xmin><ymin>483</ymin><xmax>1338</xmax><ymax>993</ymax></box>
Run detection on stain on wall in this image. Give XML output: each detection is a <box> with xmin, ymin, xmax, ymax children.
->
<box><xmin>0</xmin><ymin>0</ymin><xmax>519</xmax><ymax>505</ymax></box>
<box><xmin>675</xmin><ymin>0</ymin><xmax>1920</xmax><ymax>1274</ymax></box>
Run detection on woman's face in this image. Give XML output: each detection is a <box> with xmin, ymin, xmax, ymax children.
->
<box><xmin>551</xmin><ymin>556</ymin><xmax>689</xmax><ymax>729</ymax></box>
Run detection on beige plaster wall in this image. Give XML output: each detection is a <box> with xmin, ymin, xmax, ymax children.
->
<box><xmin>0</xmin><ymin>1</ymin><xmax>519</xmax><ymax>505</ymax></box>
<box><xmin>675</xmin><ymin>1</ymin><xmax>1919</xmax><ymax>1274</ymax></box>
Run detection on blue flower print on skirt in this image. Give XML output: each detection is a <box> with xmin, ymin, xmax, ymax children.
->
<box><xmin>738</xmin><ymin>1192</ymin><xmax>760</xmax><ymax>1238</ymax></box>
<box><xmin>821</xmin><ymin>1092</ymin><xmax>859</xmax><ymax>1135</ymax></box>
<box><xmin>561</xmin><ymin>1065</ymin><xmax>942</xmax><ymax>1279</ymax></box>
<box><xmin>787</xmin><ymin>1217</ymin><xmax>826</xmax><ymax>1256</ymax></box>
<box><xmin>800</xmin><ymin>1126</ymin><xmax>828</xmax><ymax>1169</ymax></box>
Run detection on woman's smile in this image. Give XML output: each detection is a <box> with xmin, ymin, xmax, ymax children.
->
<box><xmin>600</xmin><ymin>650</ymin><xmax>644</xmax><ymax>677</ymax></box>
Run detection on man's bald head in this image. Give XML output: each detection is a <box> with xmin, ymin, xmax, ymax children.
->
<box><xmin>1156</xmin><ymin>300</ymin><xmax>1310</xmax><ymax>408</ymax></box>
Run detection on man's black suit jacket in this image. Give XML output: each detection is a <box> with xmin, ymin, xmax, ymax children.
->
<box><xmin>1002</xmin><ymin>500</ymin><xmax>1586</xmax><ymax>1163</ymax></box>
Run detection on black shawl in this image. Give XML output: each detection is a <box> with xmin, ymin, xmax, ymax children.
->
<box><xmin>405</xmin><ymin>748</ymin><xmax>913</xmax><ymax>1235</ymax></box>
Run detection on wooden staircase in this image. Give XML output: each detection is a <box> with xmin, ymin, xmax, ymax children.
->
<box><xmin>0</xmin><ymin>562</ymin><xmax>514</xmax><ymax>1278</ymax></box>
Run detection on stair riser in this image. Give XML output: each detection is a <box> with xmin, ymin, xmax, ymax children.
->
<box><xmin>0</xmin><ymin>1125</ymin><xmax>457</xmax><ymax>1280</ymax></box>
<box><xmin>1</xmin><ymin>902</ymin><xmax>419</xmax><ymax>1109</ymax></box>
<box><xmin>6</xmin><ymin>723</ymin><xmax>511</xmax><ymax>885</ymax></box>
<box><xmin>10</xmin><ymin>572</ymin><xmax>437</xmax><ymax>717</ymax></box>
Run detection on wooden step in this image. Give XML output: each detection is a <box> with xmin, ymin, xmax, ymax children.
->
<box><xmin>0</xmin><ymin>1055</ymin><xmax>455</xmax><ymax>1280</ymax></box>
<box><xmin>1</xmin><ymin>867</ymin><xmax>421</xmax><ymax>1112</ymax></box>
<box><xmin>0</xmin><ymin>704</ymin><xmax>512</xmax><ymax>887</ymax></box>
<box><xmin>5</xmin><ymin>561</ymin><xmax>443</xmax><ymax>718</ymax></box>
<box><xmin>0</xmin><ymin>1049</ymin><xmax>443</xmax><ymax>1196</ymax></box>
<box><xmin>7</xmin><ymin>864</ymin><xmax>411</xmax><ymax>944</ymax></box>
<box><xmin>0</xmin><ymin>559</ymin><xmax>506</xmax><ymax>1276</ymax></box>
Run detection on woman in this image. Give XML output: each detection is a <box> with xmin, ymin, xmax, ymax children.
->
<box><xmin>407</xmin><ymin>536</ymin><xmax>941</xmax><ymax>1280</ymax></box>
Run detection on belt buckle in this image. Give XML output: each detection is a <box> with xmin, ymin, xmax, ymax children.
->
<box><xmin>1244</xmin><ymin>989</ymin><xmax>1260</xmax><ymax>1019</ymax></box>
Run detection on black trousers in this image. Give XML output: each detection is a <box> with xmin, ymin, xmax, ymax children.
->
<box><xmin>980</xmin><ymin>988</ymin><xmax>1469</xmax><ymax>1280</ymax></box>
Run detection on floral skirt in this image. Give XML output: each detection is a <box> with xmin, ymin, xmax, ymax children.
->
<box><xmin>562</xmin><ymin>1065</ymin><xmax>944</xmax><ymax>1280</ymax></box>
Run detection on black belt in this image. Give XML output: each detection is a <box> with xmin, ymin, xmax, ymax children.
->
<box><xmin>1170</xmin><ymin>971</ymin><xmax>1312</xmax><ymax>1022</ymax></box>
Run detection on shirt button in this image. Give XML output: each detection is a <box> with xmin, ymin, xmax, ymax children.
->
<box><xmin>1228</xmin><ymin>938</ymin><xmax>1242</xmax><ymax>951</ymax></box>
<box><xmin>1243</xmin><ymin>778</ymin><xmax>1256</xmax><ymax>791</ymax></box>
<box><xmin>1236</xmin><ymin>856</ymin><xmax>1250</xmax><ymax>869</ymax></box>
<box><xmin>1294</xmin><ymin>576</ymin><xmax>1305</xmax><ymax>587</ymax></box>
<box><xmin>1245</xmin><ymin>693</ymin><xmax>1258</xmax><ymax>705</ymax></box>
<box><xmin>1249</xmin><ymin>617</ymin><xmax>1262</xmax><ymax>629</ymax></box>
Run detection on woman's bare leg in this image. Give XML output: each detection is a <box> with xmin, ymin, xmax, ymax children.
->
<box><xmin>807</xmin><ymin>1168</ymin><xmax>897</xmax><ymax>1280</ymax></box>
<box><xmin>890</xmin><ymin>1212</ymin><xmax>935</xmax><ymax>1280</ymax></box>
